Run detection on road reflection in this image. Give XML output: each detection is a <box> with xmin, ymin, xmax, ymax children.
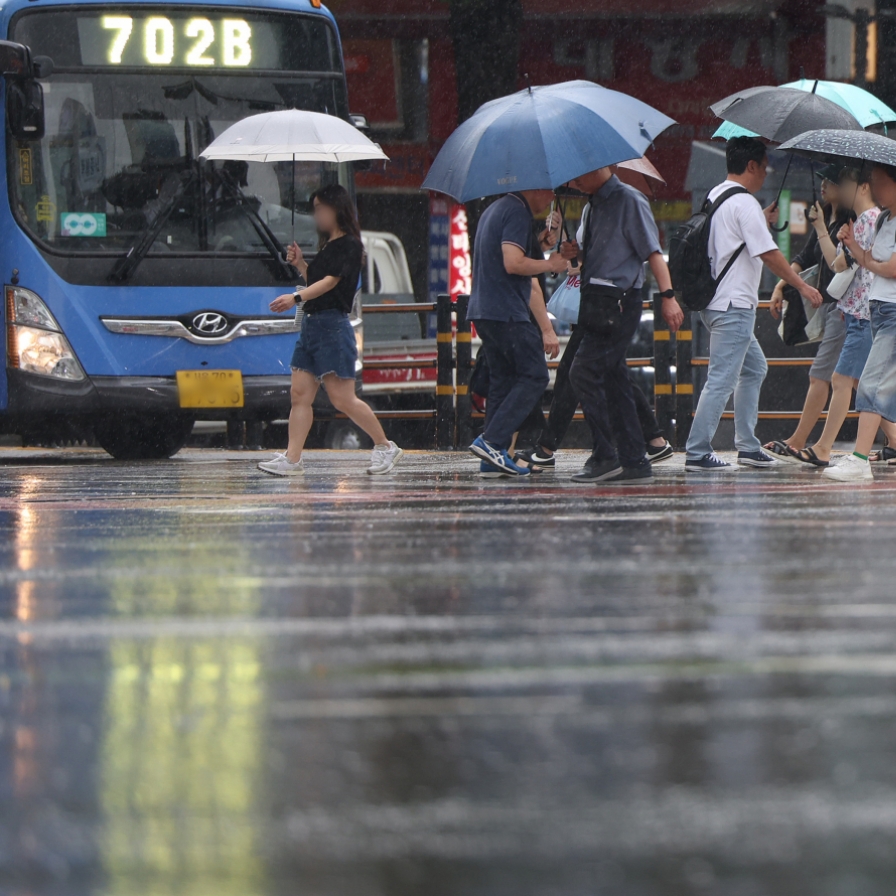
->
<box><xmin>100</xmin><ymin>639</ymin><xmax>265</xmax><ymax>896</ymax></box>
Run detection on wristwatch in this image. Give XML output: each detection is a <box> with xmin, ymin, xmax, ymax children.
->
<box><xmin>659</xmin><ymin>288</ymin><xmax>676</xmax><ymax>299</ymax></box>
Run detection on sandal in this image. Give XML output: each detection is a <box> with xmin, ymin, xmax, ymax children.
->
<box><xmin>763</xmin><ymin>440</ymin><xmax>801</xmax><ymax>464</ymax></box>
<box><xmin>787</xmin><ymin>446</ymin><xmax>829</xmax><ymax>468</ymax></box>
<box><xmin>869</xmin><ymin>445</ymin><xmax>896</xmax><ymax>463</ymax></box>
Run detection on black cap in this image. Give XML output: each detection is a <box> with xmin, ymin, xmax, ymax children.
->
<box><xmin>816</xmin><ymin>163</ymin><xmax>843</xmax><ymax>183</ymax></box>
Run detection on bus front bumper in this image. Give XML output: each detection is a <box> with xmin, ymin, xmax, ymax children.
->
<box><xmin>5</xmin><ymin>370</ymin><xmax>293</xmax><ymax>419</ymax></box>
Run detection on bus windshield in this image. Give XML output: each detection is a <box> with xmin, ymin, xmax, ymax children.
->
<box><xmin>8</xmin><ymin>8</ymin><xmax>352</xmax><ymax>259</ymax></box>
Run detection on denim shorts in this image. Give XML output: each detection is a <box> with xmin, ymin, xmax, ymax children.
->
<box><xmin>290</xmin><ymin>309</ymin><xmax>357</xmax><ymax>381</ymax></box>
<box><xmin>856</xmin><ymin>301</ymin><xmax>896</xmax><ymax>421</ymax></box>
<box><xmin>834</xmin><ymin>315</ymin><xmax>873</xmax><ymax>381</ymax></box>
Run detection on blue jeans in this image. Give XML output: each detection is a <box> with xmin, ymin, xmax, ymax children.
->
<box><xmin>686</xmin><ymin>306</ymin><xmax>768</xmax><ymax>460</ymax></box>
<box><xmin>473</xmin><ymin>318</ymin><xmax>550</xmax><ymax>450</ymax></box>
<box><xmin>856</xmin><ymin>300</ymin><xmax>896</xmax><ymax>422</ymax></box>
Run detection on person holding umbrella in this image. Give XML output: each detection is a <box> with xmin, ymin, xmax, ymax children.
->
<box><xmin>467</xmin><ymin>189</ymin><xmax>567</xmax><ymax>476</ymax></box>
<box><xmin>764</xmin><ymin>166</ymin><xmax>852</xmax><ymax>462</ymax></box>
<box><xmin>790</xmin><ymin>166</ymin><xmax>896</xmax><ymax>468</ymax></box>
<box><xmin>556</xmin><ymin>166</ymin><xmax>683</xmax><ymax>483</ymax></box>
<box><xmin>258</xmin><ymin>184</ymin><xmax>404</xmax><ymax>477</ymax></box>
<box><xmin>824</xmin><ymin>162</ymin><xmax>896</xmax><ymax>481</ymax></box>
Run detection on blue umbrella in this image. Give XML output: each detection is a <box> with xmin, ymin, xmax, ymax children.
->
<box><xmin>421</xmin><ymin>80</ymin><xmax>675</xmax><ymax>203</ymax></box>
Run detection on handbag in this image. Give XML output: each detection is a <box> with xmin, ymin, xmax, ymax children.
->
<box><xmin>826</xmin><ymin>263</ymin><xmax>857</xmax><ymax>302</ymax></box>
<box><xmin>778</xmin><ymin>265</ymin><xmax>825</xmax><ymax>346</ymax></box>
<box><xmin>579</xmin><ymin>282</ymin><xmax>625</xmax><ymax>335</ymax></box>
<box><xmin>546</xmin><ymin>273</ymin><xmax>581</xmax><ymax>324</ymax></box>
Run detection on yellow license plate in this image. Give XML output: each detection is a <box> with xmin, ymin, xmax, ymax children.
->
<box><xmin>176</xmin><ymin>370</ymin><xmax>244</xmax><ymax>409</ymax></box>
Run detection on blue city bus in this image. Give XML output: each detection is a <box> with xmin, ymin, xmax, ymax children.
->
<box><xmin>0</xmin><ymin>0</ymin><xmax>361</xmax><ymax>457</ymax></box>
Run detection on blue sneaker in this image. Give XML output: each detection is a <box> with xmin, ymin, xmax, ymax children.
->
<box><xmin>685</xmin><ymin>452</ymin><xmax>733</xmax><ymax>473</ymax></box>
<box><xmin>469</xmin><ymin>436</ymin><xmax>531</xmax><ymax>476</ymax></box>
<box><xmin>479</xmin><ymin>460</ymin><xmax>509</xmax><ymax>479</ymax></box>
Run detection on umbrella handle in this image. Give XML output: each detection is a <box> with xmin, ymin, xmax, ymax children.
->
<box><xmin>768</xmin><ymin>198</ymin><xmax>788</xmax><ymax>232</ymax></box>
<box><xmin>556</xmin><ymin>192</ymin><xmax>580</xmax><ymax>267</ymax></box>
<box><xmin>768</xmin><ymin>152</ymin><xmax>794</xmax><ymax>232</ymax></box>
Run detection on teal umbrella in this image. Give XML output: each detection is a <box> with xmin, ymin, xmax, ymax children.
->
<box><xmin>712</xmin><ymin>78</ymin><xmax>896</xmax><ymax>140</ymax></box>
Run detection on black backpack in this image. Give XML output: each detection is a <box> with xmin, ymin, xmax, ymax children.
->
<box><xmin>669</xmin><ymin>186</ymin><xmax>749</xmax><ymax>311</ymax></box>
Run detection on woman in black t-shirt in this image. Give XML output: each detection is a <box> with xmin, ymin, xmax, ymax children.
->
<box><xmin>258</xmin><ymin>184</ymin><xmax>403</xmax><ymax>477</ymax></box>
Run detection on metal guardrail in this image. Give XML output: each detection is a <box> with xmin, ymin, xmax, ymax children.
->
<box><xmin>678</xmin><ymin>307</ymin><xmax>860</xmax><ymax>432</ymax></box>
<box><xmin>454</xmin><ymin>293</ymin><xmax>675</xmax><ymax>449</ymax></box>
<box><xmin>241</xmin><ymin>292</ymin><xmax>843</xmax><ymax>451</ymax></box>
<box><xmin>359</xmin><ymin>293</ymin><xmax>826</xmax><ymax>451</ymax></box>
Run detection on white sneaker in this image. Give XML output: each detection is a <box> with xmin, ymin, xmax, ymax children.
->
<box><xmin>822</xmin><ymin>453</ymin><xmax>873</xmax><ymax>482</ymax></box>
<box><xmin>258</xmin><ymin>456</ymin><xmax>305</xmax><ymax>477</ymax></box>
<box><xmin>367</xmin><ymin>441</ymin><xmax>404</xmax><ymax>475</ymax></box>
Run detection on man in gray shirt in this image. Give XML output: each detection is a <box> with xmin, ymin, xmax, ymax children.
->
<box><xmin>560</xmin><ymin>167</ymin><xmax>683</xmax><ymax>483</ymax></box>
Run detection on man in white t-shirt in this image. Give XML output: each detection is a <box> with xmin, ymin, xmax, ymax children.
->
<box><xmin>685</xmin><ymin>137</ymin><xmax>823</xmax><ymax>472</ymax></box>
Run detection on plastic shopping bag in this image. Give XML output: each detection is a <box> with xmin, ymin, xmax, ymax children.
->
<box><xmin>546</xmin><ymin>272</ymin><xmax>581</xmax><ymax>324</ymax></box>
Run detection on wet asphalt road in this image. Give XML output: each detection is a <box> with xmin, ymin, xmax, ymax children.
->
<box><xmin>2</xmin><ymin>446</ymin><xmax>896</xmax><ymax>896</ymax></box>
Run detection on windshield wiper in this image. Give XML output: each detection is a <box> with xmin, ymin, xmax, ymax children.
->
<box><xmin>109</xmin><ymin>171</ymin><xmax>192</xmax><ymax>283</ymax></box>
<box><xmin>108</xmin><ymin>162</ymin><xmax>296</xmax><ymax>282</ymax></box>
<box><xmin>215</xmin><ymin>174</ymin><xmax>297</xmax><ymax>281</ymax></box>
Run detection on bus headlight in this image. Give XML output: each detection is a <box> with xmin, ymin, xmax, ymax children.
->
<box><xmin>6</xmin><ymin>286</ymin><xmax>86</xmax><ymax>381</ymax></box>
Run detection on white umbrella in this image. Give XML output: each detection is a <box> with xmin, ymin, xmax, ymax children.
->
<box><xmin>200</xmin><ymin>109</ymin><xmax>389</xmax><ymax>163</ymax></box>
<box><xmin>200</xmin><ymin>110</ymin><xmax>388</xmax><ymax>238</ymax></box>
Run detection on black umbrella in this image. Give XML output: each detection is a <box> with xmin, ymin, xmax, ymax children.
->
<box><xmin>712</xmin><ymin>85</ymin><xmax>862</xmax><ymax>231</ymax></box>
<box><xmin>710</xmin><ymin>86</ymin><xmax>862</xmax><ymax>144</ymax></box>
<box><xmin>777</xmin><ymin>128</ymin><xmax>896</xmax><ymax>166</ymax></box>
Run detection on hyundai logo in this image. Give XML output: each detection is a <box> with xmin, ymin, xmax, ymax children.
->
<box><xmin>192</xmin><ymin>312</ymin><xmax>229</xmax><ymax>336</ymax></box>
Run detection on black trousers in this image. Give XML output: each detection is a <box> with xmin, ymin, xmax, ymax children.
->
<box><xmin>568</xmin><ymin>295</ymin><xmax>648</xmax><ymax>468</ymax></box>
<box><xmin>474</xmin><ymin>318</ymin><xmax>550</xmax><ymax>451</ymax></box>
<box><xmin>535</xmin><ymin>324</ymin><xmax>664</xmax><ymax>453</ymax></box>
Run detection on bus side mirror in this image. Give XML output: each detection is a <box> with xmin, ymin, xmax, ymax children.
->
<box><xmin>0</xmin><ymin>40</ymin><xmax>33</xmax><ymax>78</ymax></box>
<box><xmin>0</xmin><ymin>40</ymin><xmax>51</xmax><ymax>141</ymax></box>
<box><xmin>7</xmin><ymin>79</ymin><xmax>45</xmax><ymax>140</ymax></box>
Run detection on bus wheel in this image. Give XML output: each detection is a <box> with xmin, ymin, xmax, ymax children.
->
<box><xmin>93</xmin><ymin>414</ymin><xmax>194</xmax><ymax>460</ymax></box>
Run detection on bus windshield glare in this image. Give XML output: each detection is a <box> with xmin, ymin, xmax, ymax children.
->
<box><xmin>8</xmin><ymin>8</ymin><xmax>352</xmax><ymax>259</ymax></box>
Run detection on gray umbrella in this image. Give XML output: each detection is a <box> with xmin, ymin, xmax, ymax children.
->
<box><xmin>711</xmin><ymin>86</ymin><xmax>862</xmax><ymax>144</ymax></box>
<box><xmin>777</xmin><ymin>128</ymin><xmax>896</xmax><ymax>166</ymax></box>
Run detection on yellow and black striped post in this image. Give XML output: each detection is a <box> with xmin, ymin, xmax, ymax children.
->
<box><xmin>652</xmin><ymin>293</ymin><xmax>674</xmax><ymax>439</ymax></box>
<box><xmin>674</xmin><ymin>317</ymin><xmax>695</xmax><ymax>449</ymax></box>
<box><xmin>454</xmin><ymin>293</ymin><xmax>473</xmax><ymax>449</ymax></box>
<box><xmin>436</xmin><ymin>293</ymin><xmax>455</xmax><ymax>449</ymax></box>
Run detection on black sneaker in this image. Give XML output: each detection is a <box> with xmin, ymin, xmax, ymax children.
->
<box><xmin>571</xmin><ymin>458</ymin><xmax>623</xmax><ymax>482</ymax></box>
<box><xmin>737</xmin><ymin>450</ymin><xmax>779</xmax><ymax>469</ymax></box>
<box><xmin>685</xmin><ymin>453</ymin><xmax>733</xmax><ymax>473</ymax></box>
<box><xmin>515</xmin><ymin>448</ymin><xmax>556</xmax><ymax>470</ymax></box>
<box><xmin>605</xmin><ymin>464</ymin><xmax>654</xmax><ymax>484</ymax></box>
<box><xmin>646</xmin><ymin>440</ymin><xmax>674</xmax><ymax>463</ymax></box>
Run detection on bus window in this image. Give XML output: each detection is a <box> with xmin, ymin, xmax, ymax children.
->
<box><xmin>7</xmin><ymin>8</ymin><xmax>353</xmax><ymax>263</ymax></box>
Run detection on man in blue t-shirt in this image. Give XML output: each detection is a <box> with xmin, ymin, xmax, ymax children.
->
<box><xmin>468</xmin><ymin>190</ymin><xmax>568</xmax><ymax>476</ymax></box>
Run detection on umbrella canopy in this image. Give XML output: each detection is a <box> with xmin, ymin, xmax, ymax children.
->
<box><xmin>200</xmin><ymin>109</ymin><xmax>389</xmax><ymax>163</ymax></box>
<box><xmin>713</xmin><ymin>78</ymin><xmax>896</xmax><ymax>140</ymax></box>
<box><xmin>421</xmin><ymin>80</ymin><xmax>675</xmax><ymax>203</ymax></box>
<box><xmin>778</xmin><ymin>129</ymin><xmax>896</xmax><ymax>167</ymax></box>
<box><xmin>711</xmin><ymin>86</ymin><xmax>861</xmax><ymax>144</ymax></box>
<box><xmin>614</xmin><ymin>156</ymin><xmax>665</xmax><ymax>196</ymax></box>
